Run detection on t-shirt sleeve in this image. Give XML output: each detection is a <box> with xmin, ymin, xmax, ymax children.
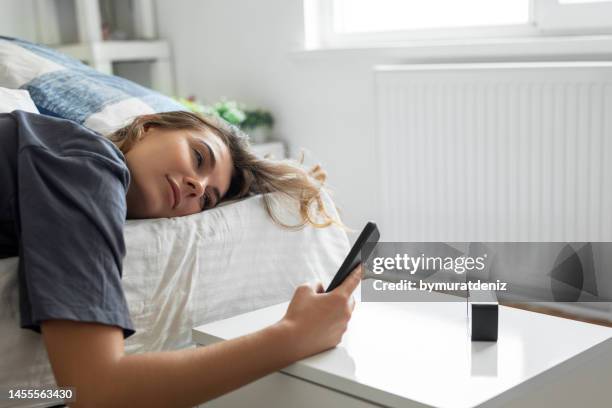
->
<box><xmin>16</xmin><ymin>117</ymin><xmax>134</xmax><ymax>338</ymax></box>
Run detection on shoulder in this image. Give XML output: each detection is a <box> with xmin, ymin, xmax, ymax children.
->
<box><xmin>11</xmin><ymin>110</ymin><xmax>130</xmax><ymax>188</ymax></box>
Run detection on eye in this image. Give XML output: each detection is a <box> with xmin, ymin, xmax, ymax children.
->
<box><xmin>193</xmin><ymin>148</ymin><xmax>204</xmax><ymax>168</ymax></box>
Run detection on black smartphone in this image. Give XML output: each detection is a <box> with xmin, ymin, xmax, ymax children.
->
<box><xmin>326</xmin><ymin>222</ymin><xmax>380</xmax><ymax>292</ymax></box>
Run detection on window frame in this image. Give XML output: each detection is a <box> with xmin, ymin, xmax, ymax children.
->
<box><xmin>304</xmin><ymin>0</ymin><xmax>612</xmax><ymax>50</ymax></box>
<box><xmin>534</xmin><ymin>0</ymin><xmax>612</xmax><ymax>32</ymax></box>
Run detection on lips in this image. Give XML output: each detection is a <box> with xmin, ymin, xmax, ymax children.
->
<box><xmin>167</xmin><ymin>175</ymin><xmax>180</xmax><ymax>209</ymax></box>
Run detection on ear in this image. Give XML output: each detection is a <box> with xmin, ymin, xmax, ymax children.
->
<box><xmin>140</xmin><ymin>123</ymin><xmax>156</xmax><ymax>139</ymax></box>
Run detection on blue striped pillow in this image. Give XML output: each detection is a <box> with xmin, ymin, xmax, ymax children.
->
<box><xmin>0</xmin><ymin>36</ymin><xmax>185</xmax><ymax>133</ymax></box>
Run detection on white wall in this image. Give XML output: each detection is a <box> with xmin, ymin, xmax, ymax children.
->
<box><xmin>0</xmin><ymin>0</ymin><xmax>37</xmax><ymax>41</ymax></box>
<box><xmin>155</xmin><ymin>0</ymin><xmax>386</xmax><ymax>233</ymax></box>
<box><xmin>154</xmin><ymin>1</ymin><xmax>612</xmax><ymax>236</ymax></box>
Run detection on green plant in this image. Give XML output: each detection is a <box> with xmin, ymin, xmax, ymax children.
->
<box><xmin>242</xmin><ymin>109</ymin><xmax>274</xmax><ymax>130</ymax></box>
<box><xmin>211</xmin><ymin>100</ymin><xmax>246</xmax><ymax>126</ymax></box>
<box><xmin>175</xmin><ymin>97</ymin><xmax>244</xmax><ymax>124</ymax></box>
<box><xmin>175</xmin><ymin>96</ymin><xmax>211</xmax><ymax>115</ymax></box>
<box><xmin>175</xmin><ymin>97</ymin><xmax>273</xmax><ymax>130</ymax></box>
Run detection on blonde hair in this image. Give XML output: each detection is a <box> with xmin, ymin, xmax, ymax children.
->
<box><xmin>108</xmin><ymin>110</ymin><xmax>343</xmax><ymax>229</ymax></box>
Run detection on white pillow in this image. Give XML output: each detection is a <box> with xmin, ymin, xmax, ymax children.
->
<box><xmin>0</xmin><ymin>87</ymin><xmax>39</xmax><ymax>114</ymax></box>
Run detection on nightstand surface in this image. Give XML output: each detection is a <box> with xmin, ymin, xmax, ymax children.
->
<box><xmin>193</xmin><ymin>296</ymin><xmax>612</xmax><ymax>408</ymax></box>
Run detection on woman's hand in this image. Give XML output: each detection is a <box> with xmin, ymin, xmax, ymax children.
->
<box><xmin>280</xmin><ymin>265</ymin><xmax>362</xmax><ymax>360</ymax></box>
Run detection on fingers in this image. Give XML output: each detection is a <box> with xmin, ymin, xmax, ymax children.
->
<box><xmin>295</xmin><ymin>283</ymin><xmax>315</xmax><ymax>296</ymax></box>
<box><xmin>296</xmin><ymin>282</ymin><xmax>324</xmax><ymax>296</ymax></box>
<box><xmin>335</xmin><ymin>264</ymin><xmax>363</xmax><ymax>297</ymax></box>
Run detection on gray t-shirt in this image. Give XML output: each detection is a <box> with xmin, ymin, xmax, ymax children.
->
<box><xmin>0</xmin><ymin>110</ymin><xmax>134</xmax><ymax>338</ymax></box>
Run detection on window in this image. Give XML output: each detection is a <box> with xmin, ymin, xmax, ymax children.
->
<box><xmin>304</xmin><ymin>0</ymin><xmax>612</xmax><ymax>49</ymax></box>
<box><xmin>332</xmin><ymin>0</ymin><xmax>530</xmax><ymax>34</ymax></box>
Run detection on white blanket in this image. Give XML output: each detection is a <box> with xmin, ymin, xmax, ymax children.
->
<box><xmin>0</xmin><ymin>192</ymin><xmax>349</xmax><ymax>399</ymax></box>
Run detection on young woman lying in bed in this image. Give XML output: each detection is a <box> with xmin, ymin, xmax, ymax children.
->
<box><xmin>0</xmin><ymin>110</ymin><xmax>360</xmax><ymax>407</ymax></box>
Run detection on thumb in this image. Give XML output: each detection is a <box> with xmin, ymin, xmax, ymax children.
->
<box><xmin>336</xmin><ymin>265</ymin><xmax>363</xmax><ymax>297</ymax></box>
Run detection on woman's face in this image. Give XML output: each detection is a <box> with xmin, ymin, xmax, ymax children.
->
<box><xmin>124</xmin><ymin>126</ymin><xmax>234</xmax><ymax>219</ymax></box>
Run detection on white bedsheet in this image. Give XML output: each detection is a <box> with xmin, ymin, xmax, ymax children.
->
<box><xmin>0</xmin><ymin>191</ymin><xmax>349</xmax><ymax>399</ymax></box>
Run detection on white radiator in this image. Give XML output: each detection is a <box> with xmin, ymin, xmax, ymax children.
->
<box><xmin>375</xmin><ymin>62</ymin><xmax>612</xmax><ymax>242</ymax></box>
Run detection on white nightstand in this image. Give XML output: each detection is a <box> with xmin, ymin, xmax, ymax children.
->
<box><xmin>193</xmin><ymin>296</ymin><xmax>612</xmax><ymax>408</ymax></box>
<box><xmin>250</xmin><ymin>141</ymin><xmax>286</xmax><ymax>160</ymax></box>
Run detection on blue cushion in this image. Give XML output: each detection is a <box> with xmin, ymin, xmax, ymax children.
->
<box><xmin>0</xmin><ymin>36</ymin><xmax>185</xmax><ymax>133</ymax></box>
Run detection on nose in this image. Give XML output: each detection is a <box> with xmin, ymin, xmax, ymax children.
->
<box><xmin>184</xmin><ymin>175</ymin><xmax>206</xmax><ymax>198</ymax></box>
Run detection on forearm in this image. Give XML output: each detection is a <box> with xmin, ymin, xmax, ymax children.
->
<box><xmin>49</xmin><ymin>270</ymin><xmax>361</xmax><ymax>407</ymax></box>
<box><xmin>76</xmin><ymin>321</ymin><xmax>298</xmax><ymax>407</ymax></box>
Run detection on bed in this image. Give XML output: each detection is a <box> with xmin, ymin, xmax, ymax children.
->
<box><xmin>0</xmin><ymin>37</ymin><xmax>350</xmax><ymax>399</ymax></box>
<box><xmin>0</xmin><ymin>189</ymin><xmax>349</xmax><ymax>393</ymax></box>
